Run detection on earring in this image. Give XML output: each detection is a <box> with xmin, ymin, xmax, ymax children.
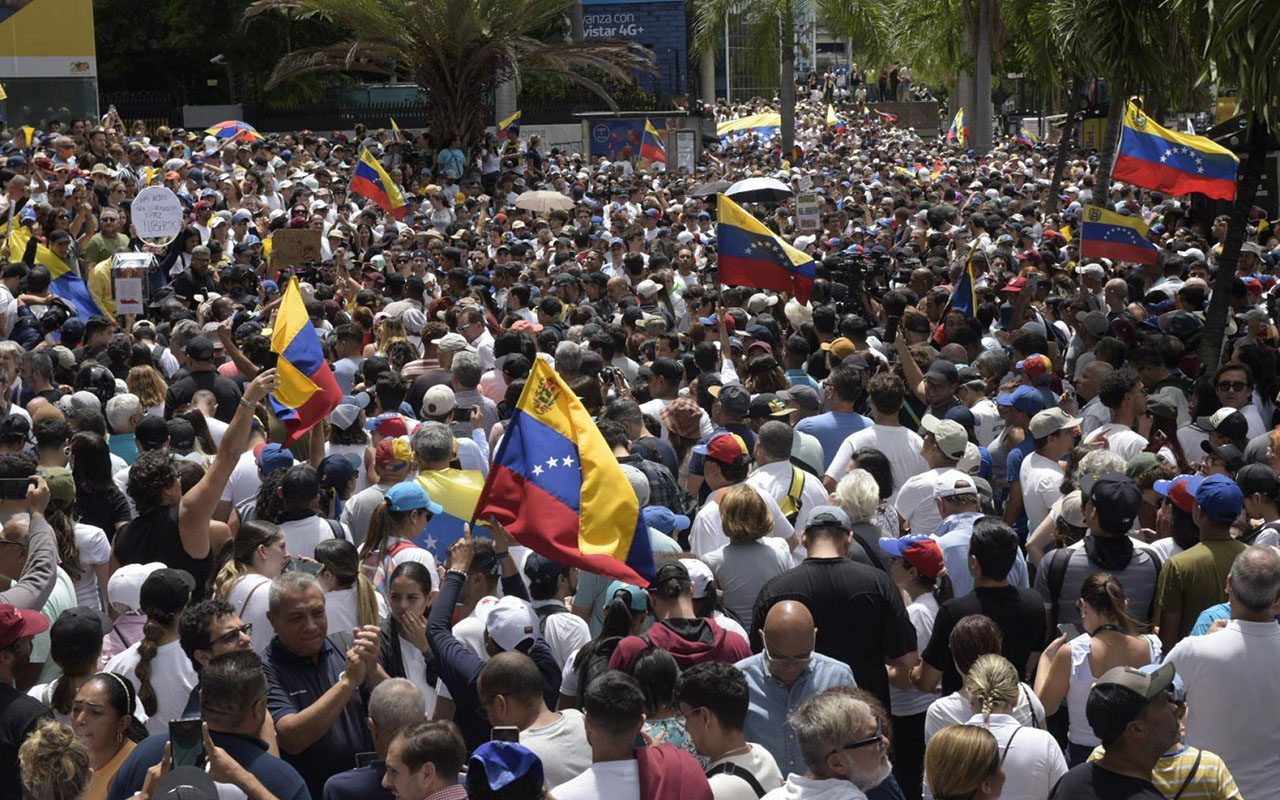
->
<box><xmin>116</xmin><ymin>731</ymin><xmax>123</xmax><ymax>743</ymax></box>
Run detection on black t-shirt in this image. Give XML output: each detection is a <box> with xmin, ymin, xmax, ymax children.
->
<box><xmin>923</xmin><ymin>585</ymin><xmax>1047</xmax><ymax>693</ymax></box>
<box><xmin>0</xmin><ymin>684</ymin><xmax>51</xmax><ymax>800</ymax></box>
<box><xmin>164</xmin><ymin>369</ymin><xmax>243</xmax><ymax>422</ymax></box>
<box><xmin>113</xmin><ymin>504</ymin><xmax>212</xmax><ymax>598</ymax></box>
<box><xmin>1049</xmin><ymin>763</ymin><xmax>1165</xmax><ymax>800</ymax></box>
<box><xmin>751</xmin><ymin>558</ymin><xmax>916</xmax><ymax>713</ymax></box>
<box><xmin>408</xmin><ymin>369</ymin><xmax>453</xmax><ymax>417</ymax></box>
<box><xmin>76</xmin><ymin>485</ymin><xmax>131</xmax><ymax>541</ymax></box>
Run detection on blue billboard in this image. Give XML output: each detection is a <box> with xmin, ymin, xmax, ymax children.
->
<box><xmin>582</xmin><ymin>1</ymin><xmax>687</xmax><ymax>97</ymax></box>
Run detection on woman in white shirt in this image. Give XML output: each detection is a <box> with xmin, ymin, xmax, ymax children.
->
<box><xmin>316</xmin><ymin>538</ymin><xmax>387</xmax><ymax>636</ymax></box>
<box><xmin>212</xmin><ymin>521</ymin><xmax>291</xmax><ymax>653</ymax></box>
<box><xmin>379</xmin><ymin>561</ymin><xmax>437</xmax><ymax>715</ymax></box>
<box><xmin>43</xmin><ymin>467</ymin><xmax>111</xmax><ymax>611</ymax></box>
<box><xmin>28</xmin><ymin>608</ymin><xmax>112</xmax><ymax>725</ymax></box>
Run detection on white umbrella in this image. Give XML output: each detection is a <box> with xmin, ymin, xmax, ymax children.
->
<box><xmin>725</xmin><ymin>177</ymin><xmax>793</xmax><ymax>203</ymax></box>
<box><xmin>514</xmin><ymin>190</ymin><xmax>574</xmax><ymax>213</ymax></box>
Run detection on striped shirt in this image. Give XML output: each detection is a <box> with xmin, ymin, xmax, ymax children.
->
<box><xmin>1089</xmin><ymin>745</ymin><xmax>1242</xmax><ymax>800</ymax></box>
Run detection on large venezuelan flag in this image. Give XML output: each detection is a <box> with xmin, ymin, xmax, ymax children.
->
<box><xmin>350</xmin><ymin>149</ymin><xmax>407</xmax><ymax>220</ymax></box>
<box><xmin>269</xmin><ymin>277</ymin><xmax>343</xmax><ymax>444</ymax></box>
<box><xmin>6</xmin><ymin>225</ymin><xmax>100</xmax><ymax>320</ymax></box>
<box><xmin>1114</xmin><ymin>102</ymin><xmax>1239</xmax><ymax>201</ymax></box>
<box><xmin>475</xmin><ymin>358</ymin><xmax>655</xmax><ymax>586</ymax></box>
<box><xmin>640</xmin><ymin>119</ymin><xmax>666</xmax><ymax>164</ymax></box>
<box><xmin>1079</xmin><ymin>204</ymin><xmax>1159</xmax><ymax>266</ymax></box>
<box><xmin>716</xmin><ymin>193</ymin><xmax>816</xmax><ymax>304</ymax></box>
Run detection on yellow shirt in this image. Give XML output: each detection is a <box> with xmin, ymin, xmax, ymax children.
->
<box><xmin>84</xmin><ymin>739</ymin><xmax>136</xmax><ymax>800</ymax></box>
<box><xmin>86</xmin><ymin>258</ymin><xmax>116</xmax><ymax>321</ymax></box>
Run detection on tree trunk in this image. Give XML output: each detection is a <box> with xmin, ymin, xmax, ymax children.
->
<box><xmin>1048</xmin><ymin>76</ymin><xmax>1084</xmax><ymax>210</ymax></box>
<box><xmin>1091</xmin><ymin>81</ymin><xmax>1127</xmax><ymax>204</ymax></box>
<box><xmin>973</xmin><ymin>0</ymin><xmax>992</xmax><ymax>153</ymax></box>
<box><xmin>700</xmin><ymin>49</ymin><xmax>716</xmax><ymax>105</ymax></box>
<box><xmin>494</xmin><ymin>78</ymin><xmax>518</xmax><ymax>142</ymax></box>
<box><xmin>1197</xmin><ymin>123</ymin><xmax>1269</xmax><ymax>375</ymax></box>
<box><xmin>781</xmin><ymin>12</ymin><xmax>795</xmax><ymax>158</ymax></box>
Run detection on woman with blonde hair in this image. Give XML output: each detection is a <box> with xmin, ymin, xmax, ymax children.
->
<box><xmin>210</xmin><ymin>521</ymin><xmax>291</xmax><ymax>652</ymax></box>
<box><xmin>315</xmin><ymin>538</ymin><xmax>387</xmax><ymax>634</ymax></box>
<box><xmin>924</xmin><ymin>724</ymin><xmax>1005</xmax><ymax>800</ymax></box>
<box><xmin>19</xmin><ymin>720</ymin><xmax>92</xmax><ymax>800</ymax></box>
<box><xmin>950</xmin><ymin>655</ymin><xmax>1066</xmax><ymax>800</ymax></box>
<box><xmin>126</xmin><ymin>366</ymin><xmax>167</xmax><ymax>418</ymax></box>
<box><xmin>702</xmin><ymin>484</ymin><xmax>792</xmax><ymax>623</ymax></box>
<box><xmin>364</xmin><ymin>315</ymin><xmax>408</xmax><ymax>358</ymax></box>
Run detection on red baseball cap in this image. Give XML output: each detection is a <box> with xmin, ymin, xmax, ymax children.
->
<box><xmin>0</xmin><ymin>605</ymin><xmax>48</xmax><ymax>650</ymax></box>
<box><xmin>1001</xmin><ymin>276</ymin><xmax>1027</xmax><ymax>293</ymax></box>
<box><xmin>694</xmin><ymin>432</ymin><xmax>749</xmax><ymax>465</ymax></box>
<box><xmin>375</xmin><ymin>436</ymin><xmax>413</xmax><ymax>469</ymax></box>
<box><xmin>878</xmin><ymin>535</ymin><xmax>946</xmax><ymax>578</ymax></box>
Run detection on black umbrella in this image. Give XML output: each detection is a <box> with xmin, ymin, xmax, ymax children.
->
<box><xmin>725</xmin><ymin>177</ymin><xmax>793</xmax><ymax>203</ymax></box>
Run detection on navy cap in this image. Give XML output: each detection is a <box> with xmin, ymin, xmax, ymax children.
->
<box><xmin>1195</xmin><ymin>473</ymin><xmax>1244</xmax><ymax>522</ymax></box>
<box><xmin>1079</xmin><ymin>472</ymin><xmax>1142</xmax><ymax>533</ymax></box>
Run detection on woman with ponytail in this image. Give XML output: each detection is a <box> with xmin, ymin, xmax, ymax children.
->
<box><xmin>42</xmin><ymin>467</ymin><xmax>110</xmax><ymax>611</ymax></box>
<box><xmin>378</xmin><ymin>561</ymin><xmax>438</xmax><ymax>713</ymax></box>
<box><xmin>560</xmin><ymin>581</ymin><xmax>649</xmax><ymax>710</ymax></box>
<box><xmin>72</xmin><ymin>672</ymin><xmax>148</xmax><ymax>800</ymax></box>
<box><xmin>357</xmin><ymin>482</ymin><xmax>442</xmax><ymax>596</ymax></box>
<box><xmin>315</xmin><ymin>538</ymin><xmax>387</xmax><ymax>635</ymax></box>
<box><xmin>28</xmin><ymin>609</ymin><xmax>112</xmax><ymax>726</ymax></box>
<box><xmin>212</xmin><ymin>521</ymin><xmax>290</xmax><ymax>652</ymax></box>
<box><xmin>881</xmin><ymin>534</ymin><xmax>953</xmax><ymax>800</ymax></box>
<box><xmin>104</xmin><ymin>568</ymin><xmax>197</xmax><ymax>736</ymax></box>
<box><xmin>1034</xmin><ymin>572</ymin><xmax>1161</xmax><ymax>765</ymax></box>
<box><xmin>950</xmin><ymin>655</ymin><xmax>1066</xmax><ymax>800</ymax></box>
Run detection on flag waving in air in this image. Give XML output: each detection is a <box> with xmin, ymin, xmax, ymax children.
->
<box><xmin>1079</xmin><ymin>204</ymin><xmax>1159</xmax><ymax>266</ymax></box>
<box><xmin>5</xmin><ymin>224</ymin><xmax>99</xmax><ymax>320</ymax></box>
<box><xmin>497</xmin><ymin>110</ymin><xmax>521</xmax><ymax>140</ymax></box>
<box><xmin>640</xmin><ymin>119</ymin><xmax>666</xmax><ymax>164</ymax></box>
<box><xmin>1018</xmin><ymin>127</ymin><xmax>1038</xmax><ymax>146</ymax></box>
<box><xmin>716</xmin><ymin>193</ymin><xmax>816</xmax><ymax>304</ymax></box>
<box><xmin>350</xmin><ymin>148</ymin><xmax>407</xmax><ymax>220</ymax></box>
<box><xmin>947</xmin><ymin>109</ymin><xmax>968</xmax><ymax>147</ymax></box>
<box><xmin>389</xmin><ymin>118</ymin><xmax>403</xmax><ymax>144</ymax></box>
<box><xmin>1114</xmin><ymin>101</ymin><xmax>1239</xmax><ymax>201</ymax></box>
<box><xmin>475</xmin><ymin>358</ymin><xmax>655</xmax><ymax>586</ymax></box>
<box><xmin>269</xmin><ymin>277</ymin><xmax>344</xmax><ymax>444</ymax></box>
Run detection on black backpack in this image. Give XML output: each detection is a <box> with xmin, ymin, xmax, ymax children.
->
<box><xmin>706</xmin><ymin>762</ymin><xmax>766</xmax><ymax>798</ymax></box>
<box><xmin>534</xmin><ymin>603</ymin><xmax>569</xmax><ymax>635</ymax></box>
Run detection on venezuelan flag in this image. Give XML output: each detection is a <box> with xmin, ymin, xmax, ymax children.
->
<box><xmin>389</xmin><ymin>117</ymin><xmax>403</xmax><ymax>144</ymax></box>
<box><xmin>350</xmin><ymin>148</ymin><xmax>407</xmax><ymax>221</ymax></box>
<box><xmin>947</xmin><ymin>109</ymin><xmax>968</xmax><ymax>147</ymax></box>
<box><xmin>475</xmin><ymin>358</ymin><xmax>655</xmax><ymax>585</ymax></box>
<box><xmin>5</xmin><ymin>225</ymin><xmax>99</xmax><ymax>320</ymax></box>
<box><xmin>269</xmin><ymin>277</ymin><xmax>343</xmax><ymax>444</ymax></box>
<box><xmin>640</xmin><ymin>119</ymin><xmax>666</xmax><ymax>163</ymax></box>
<box><xmin>877</xmin><ymin>110</ymin><xmax>899</xmax><ymax>123</ymax></box>
<box><xmin>415</xmin><ymin>468</ymin><xmax>486</xmax><ymax>562</ymax></box>
<box><xmin>826</xmin><ymin>104</ymin><xmax>846</xmax><ymax>133</ymax></box>
<box><xmin>1079</xmin><ymin>204</ymin><xmax>1159</xmax><ymax>266</ymax></box>
<box><xmin>497</xmin><ymin>110</ymin><xmax>521</xmax><ymax>140</ymax></box>
<box><xmin>932</xmin><ymin>246</ymin><xmax>978</xmax><ymax>345</ymax></box>
<box><xmin>1018</xmin><ymin>127</ymin><xmax>1038</xmax><ymax>146</ymax></box>
<box><xmin>1114</xmin><ymin>101</ymin><xmax>1239</xmax><ymax>201</ymax></box>
<box><xmin>716</xmin><ymin>193</ymin><xmax>816</xmax><ymax>304</ymax></box>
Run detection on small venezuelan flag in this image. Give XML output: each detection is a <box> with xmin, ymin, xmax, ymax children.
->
<box><xmin>640</xmin><ymin>118</ymin><xmax>666</xmax><ymax>163</ymax></box>
<box><xmin>947</xmin><ymin>109</ymin><xmax>968</xmax><ymax>147</ymax></box>
<box><xmin>476</xmin><ymin>358</ymin><xmax>656</xmax><ymax>585</ymax></box>
<box><xmin>389</xmin><ymin>117</ymin><xmax>403</xmax><ymax>144</ymax></box>
<box><xmin>497</xmin><ymin>110</ymin><xmax>521</xmax><ymax>140</ymax></box>
<box><xmin>1079</xmin><ymin>204</ymin><xmax>1159</xmax><ymax>266</ymax></box>
<box><xmin>269</xmin><ymin>277</ymin><xmax>343</xmax><ymax>444</ymax></box>
<box><xmin>350</xmin><ymin>148</ymin><xmax>407</xmax><ymax>220</ymax></box>
<box><xmin>1018</xmin><ymin>127</ymin><xmax>1038</xmax><ymax>147</ymax></box>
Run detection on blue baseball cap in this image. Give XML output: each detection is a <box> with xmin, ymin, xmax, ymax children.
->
<box><xmin>254</xmin><ymin>443</ymin><xmax>294</xmax><ymax>474</ymax></box>
<box><xmin>262</xmin><ymin>279</ymin><xmax>279</xmax><ymax>295</ymax></box>
<box><xmin>603</xmin><ymin>580</ymin><xmax>648</xmax><ymax>612</ymax></box>
<box><xmin>384</xmin><ymin>482</ymin><xmax>443</xmax><ymax>514</ymax></box>
<box><xmin>643</xmin><ymin>505</ymin><xmax>691</xmax><ymax>535</ymax></box>
<box><xmin>996</xmin><ymin>385</ymin><xmax>1047</xmax><ymax>415</ymax></box>
<box><xmin>1194</xmin><ymin>474</ymin><xmax>1244</xmax><ymax>522</ymax></box>
<box><xmin>467</xmin><ymin>742</ymin><xmax>544</xmax><ymax>793</ymax></box>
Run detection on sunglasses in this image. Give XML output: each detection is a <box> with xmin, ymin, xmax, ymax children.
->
<box><xmin>210</xmin><ymin>623</ymin><xmax>253</xmax><ymax>648</ymax></box>
<box><xmin>1218</xmin><ymin>381</ymin><xmax>1250</xmax><ymax>392</ymax></box>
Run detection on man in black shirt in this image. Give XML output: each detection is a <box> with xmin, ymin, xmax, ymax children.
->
<box><xmin>164</xmin><ymin>336</ymin><xmax>243</xmax><ymax>422</ymax></box>
<box><xmin>0</xmin><ymin>603</ymin><xmax>51</xmax><ymax>800</ymax></box>
<box><xmin>914</xmin><ymin>516</ymin><xmax>1046</xmax><ymax>694</ymax></box>
<box><xmin>1050</xmin><ymin>663</ymin><xmax>1180</xmax><ymax>800</ymax></box>
<box><xmin>751</xmin><ymin>505</ymin><xmax>917</xmax><ymax>712</ymax></box>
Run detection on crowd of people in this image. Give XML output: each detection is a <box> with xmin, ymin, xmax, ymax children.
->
<box><xmin>0</xmin><ymin>88</ymin><xmax>1272</xmax><ymax>800</ymax></box>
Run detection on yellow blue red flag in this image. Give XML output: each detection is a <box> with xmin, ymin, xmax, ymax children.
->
<box><xmin>475</xmin><ymin>358</ymin><xmax>655</xmax><ymax>585</ymax></box>
<box><xmin>350</xmin><ymin>148</ymin><xmax>407</xmax><ymax>220</ymax></box>
<box><xmin>269</xmin><ymin>277</ymin><xmax>343</xmax><ymax>444</ymax></box>
<box><xmin>1079</xmin><ymin>204</ymin><xmax>1159</xmax><ymax>266</ymax></box>
<box><xmin>1018</xmin><ymin>127</ymin><xmax>1038</xmax><ymax>146</ymax></box>
<box><xmin>497</xmin><ymin>110</ymin><xmax>521</xmax><ymax>139</ymax></box>
<box><xmin>640</xmin><ymin>119</ymin><xmax>666</xmax><ymax>163</ymax></box>
<box><xmin>5</xmin><ymin>224</ymin><xmax>99</xmax><ymax>320</ymax></box>
<box><xmin>947</xmin><ymin>109</ymin><xmax>968</xmax><ymax>147</ymax></box>
<box><xmin>389</xmin><ymin>117</ymin><xmax>403</xmax><ymax>144</ymax></box>
<box><xmin>415</xmin><ymin>467</ymin><xmax>487</xmax><ymax>562</ymax></box>
<box><xmin>1114</xmin><ymin>101</ymin><xmax>1239</xmax><ymax>201</ymax></box>
<box><xmin>716</xmin><ymin>193</ymin><xmax>816</xmax><ymax>304</ymax></box>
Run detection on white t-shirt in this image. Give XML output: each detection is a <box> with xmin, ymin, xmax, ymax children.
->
<box><xmin>708</xmin><ymin>744</ymin><xmax>784</xmax><ymax>800</ymax></box>
<box><xmin>552</xmin><ymin>759</ymin><xmax>640</xmax><ymax>800</ymax></box>
<box><xmin>746</xmin><ymin>461</ymin><xmax>830</xmax><ymax>536</ymax></box>
<box><xmin>826</xmin><ymin>425</ymin><xmax>927</xmax><ymax>504</ymax></box>
<box><xmin>278</xmin><ymin>516</ymin><xmax>340</xmax><ymax>559</ymax></box>
<box><xmin>531</xmin><ymin>600</ymin><xmax>591</xmax><ymax>670</ymax></box>
<box><xmin>397</xmin><ymin>635</ymin><xmax>438</xmax><ymax>717</ymax></box>
<box><xmin>1019</xmin><ymin>452</ymin><xmax>1065</xmax><ymax>535</ymax></box>
<box><xmin>971</xmin><ymin>398</ymin><xmax>1004</xmax><ymax>448</ymax></box>
<box><xmin>203</xmin><ymin>415</ymin><xmax>228</xmax><ymax>447</ymax></box>
<box><xmin>890</xmin><ymin>592</ymin><xmax>939</xmax><ymax>718</ymax></box>
<box><xmin>225</xmin><ymin>574</ymin><xmax>275</xmax><ymax>652</ymax></box>
<box><xmin>931</xmin><ymin>714</ymin><xmax>1066</xmax><ymax>800</ymax></box>
<box><xmin>105</xmin><ymin>639</ymin><xmax>198</xmax><ymax>736</ymax></box>
<box><xmin>690</xmin><ymin>484</ymin><xmax>794</xmax><ymax>557</ymax></box>
<box><xmin>895</xmin><ymin>468</ymin><xmax>952</xmax><ymax>538</ymax></box>
<box><xmin>339</xmin><ymin>483</ymin><xmax>392</xmax><ymax>548</ymax></box>
<box><xmin>925</xmin><ymin>684</ymin><xmax>1045</xmax><ymax>744</ymax></box>
<box><xmin>521</xmin><ymin>709</ymin><xmax>592</xmax><ymax>788</ymax></box>
<box><xmin>220</xmin><ymin>450</ymin><xmax>270</xmax><ymax>506</ymax></box>
<box><xmin>1083</xmin><ymin>423</ymin><xmax>1148</xmax><ymax>463</ymax></box>
<box><xmin>324</xmin><ymin>586</ymin><xmax>389</xmax><ymax>636</ymax></box>
<box><xmin>72</xmin><ymin>522</ymin><xmax>111</xmax><ymax>610</ymax></box>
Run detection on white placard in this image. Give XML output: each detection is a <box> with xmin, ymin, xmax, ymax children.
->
<box><xmin>131</xmin><ymin>186</ymin><xmax>184</xmax><ymax>240</ymax></box>
<box><xmin>112</xmin><ymin>253</ymin><xmax>152</xmax><ymax>316</ymax></box>
<box><xmin>796</xmin><ymin>191</ymin><xmax>820</xmax><ymax>232</ymax></box>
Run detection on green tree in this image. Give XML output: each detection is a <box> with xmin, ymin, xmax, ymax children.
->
<box><xmin>245</xmin><ymin>0</ymin><xmax>656</xmax><ymax>146</ymax></box>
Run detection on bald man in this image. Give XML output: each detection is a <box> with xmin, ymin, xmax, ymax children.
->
<box><xmin>735</xmin><ymin>600</ymin><xmax>858</xmax><ymax>777</ymax></box>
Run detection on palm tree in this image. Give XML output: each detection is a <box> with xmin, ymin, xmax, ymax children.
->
<box><xmin>245</xmin><ymin>0</ymin><xmax>656</xmax><ymax>147</ymax></box>
<box><xmin>693</xmin><ymin>0</ymin><xmax>888</xmax><ymax>157</ymax></box>
<box><xmin>1174</xmin><ymin>0</ymin><xmax>1280</xmax><ymax>373</ymax></box>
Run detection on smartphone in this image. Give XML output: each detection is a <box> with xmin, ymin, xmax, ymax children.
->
<box><xmin>453</xmin><ymin>405</ymin><xmax>475</xmax><ymax>422</ymax></box>
<box><xmin>634</xmin><ymin>731</ymin><xmax>647</xmax><ymax>749</ymax></box>
<box><xmin>293</xmin><ymin>559</ymin><xmax>322</xmax><ymax>576</ymax></box>
<box><xmin>169</xmin><ymin>719</ymin><xmax>204</xmax><ymax>769</ymax></box>
<box><xmin>491</xmin><ymin>726</ymin><xmax>520</xmax><ymax>743</ymax></box>
<box><xmin>1057</xmin><ymin>623</ymin><xmax>1080</xmax><ymax>640</ymax></box>
<box><xmin>354</xmin><ymin>752</ymin><xmax>378</xmax><ymax>768</ymax></box>
<box><xmin>0</xmin><ymin>478</ymin><xmax>31</xmax><ymax>501</ymax></box>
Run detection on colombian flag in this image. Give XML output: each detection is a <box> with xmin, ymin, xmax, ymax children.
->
<box><xmin>416</xmin><ymin>468</ymin><xmax>486</xmax><ymax>562</ymax></box>
<box><xmin>1114</xmin><ymin>101</ymin><xmax>1239</xmax><ymax>201</ymax></box>
<box><xmin>716</xmin><ymin>193</ymin><xmax>816</xmax><ymax>304</ymax></box>
<box><xmin>640</xmin><ymin>119</ymin><xmax>666</xmax><ymax>164</ymax></box>
<box><xmin>497</xmin><ymin>110</ymin><xmax>521</xmax><ymax>140</ymax></box>
<box><xmin>5</xmin><ymin>225</ymin><xmax>99</xmax><ymax>320</ymax></box>
<box><xmin>947</xmin><ymin>109</ymin><xmax>968</xmax><ymax>147</ymax></box>
<box><xmin>350</xmin><ymin>148</ymin><xmax>407</xmax><ymax>220</ymax></box>
<box><xmin>1079</xmin><ymin>204</ymin><xmax>1159</xmax><ymax>266</ymax></box>
<box><xmin>476</xmin><ymin>358</ymin><xmax>655</xmax><ymax>586</ymax></box>
<box><xmin>269</xmin><ymin>277</ymin><xmax>343</xmax><ymax>444</ymax></box>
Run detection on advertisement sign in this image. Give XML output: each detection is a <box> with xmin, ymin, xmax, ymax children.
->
<box><xmin>588</xmin><ymin>118</ymin><xmax>667</xmax><ymax>163</ymax></box>
<box><xmin>583</xmin><ymin>1</ymin><xmax>686</xmax><ymax>95</ymax></box>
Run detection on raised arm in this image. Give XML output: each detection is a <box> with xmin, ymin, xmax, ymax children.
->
<box><xmin>0</xmin><ymin>477</ymin><xmax>56</xmax><ymax>610</ymax></box>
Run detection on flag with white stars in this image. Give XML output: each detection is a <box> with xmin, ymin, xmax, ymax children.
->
<box><xmin>1114</xmin><ymin>101</ymin><xmax>1239</xmax><ymax>201</ymax></box>
<box><xmin>1080</xmin><ymin>204</ymin><xmax>1159</xmax><ymax>267</ymax></box>
<box><xmin>716</xmin><ymin>193</ymin><xmax>816</xmax><ymax>304</ymax></box>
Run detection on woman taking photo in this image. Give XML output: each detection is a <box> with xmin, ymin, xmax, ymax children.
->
<box><xmin>1033</xmin><ymin>572</ymin><xmax>1160</xmax><ymax>765</ymax></box>
<box><xmin>379</xmin><ymin>561</ymin><xmax>437</xmax><ymax>714</ymax></box>
<box><xmin>316</xmin><ymin>538</ymin><xmax>386</xmax><ymax>634</ymax></box>
<box><xmin>43</xmin><ymin>466</ymin><xmax>111</xmax><ymax>611</ymax></box>
<box><xmin>72</xmin><ymin>672</ymin><xmax>148</xmax><ymax>800</ymax></box>
<box><xmin>211</xmin><ymin>521</ymin><xmax>290</xmax><ymax>652</ymax></box>
<box><xmin>924</xmin><ymin>724</ymin><xmax>1006</xmax><ymax>800</ymax></box>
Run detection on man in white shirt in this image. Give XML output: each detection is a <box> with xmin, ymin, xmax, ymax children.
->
<box><xmin>1020</xmin><ymin>408</ymin><xmax>1079</xmax><ymax>533</ymax></box>
<box><xmin>1083</xmin><ymin>367</ymin><xmax>1150</xmax><ymax>462</ymax></box>
<box><xmin>895</xmin><ymin>415</ymin><xmax>970</xmax><ymax>537</ymax></box>
<box><xmin>675</xmin><ymin>661</ymin><xmax>784</xmax><ymax>799</ymax></box>
<box><xmin>522</xmin><ymin>553</ymin><xmax>590</xmax><ymax>670</ymax></box>
<box><xmin>1165</xmin><ymin>545</ymin><xmax>1280</xmax><ymax>800</ymax></box>
<box><xmin>1214</xmin><ymin>362</ymin><xmax>1268</xmax><ymax>440</ymax></box>
<box><xmin>747</xmin><ymin>421</ymin><xmax>829</xmax><ymax>537</ymax></box>
<box><xmin>1075</xmin><ymin>360</ymin><xmax>1114</xmax><ymax>436</ymax></box>
<box><xmin>691</xmin><ymin>433</ymin><xmax>796</xmax><ymax>557</ymax></box>
<box><xmin>958</xmin><ymin>367</ymin><xmax>1002</xmax><ymax>447</ymax></box>
<box><xmin>824</xmin><ymin>373</ymin><xmax>927</xmax><ymax>503</ymax></box>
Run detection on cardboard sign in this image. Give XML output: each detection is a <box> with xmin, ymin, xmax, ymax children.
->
<box><xmin>796</xmin><ymin>191</ymin><xmax>820</xmax><ymax>232</ymax></box>
<box><xmin>131</xmin><ymin>186</ymin><xmax>184</xmax><ymax>240</ymax></box>
<box><xmin>270</xmin><ymin>229</ymin><xmax>323</xmax><ymax>269</ymax></box>
<box><xmin>111</xmin><ymin>252</ymin><xmax>153</xmax><ymax>315</ymax></box>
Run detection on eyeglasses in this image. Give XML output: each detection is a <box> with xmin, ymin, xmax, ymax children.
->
<box><xmin>829</xmin><ymin>719</ymin><xmax>885</xmax><ymax>756</ymax></box>
<box><xmin>1218</xmin><ymin>381</ymin><xmax>1250</xmax><ymax>392</ymax></box>
<box><xmin>210</xmin><ymin>623</ymin><xmax>252</xmax><ymax>648</ymax></box>
<box><xmin>763</xmin><ymin>646</ymin><xmax>812</xmax><ymax>669</ymax></box>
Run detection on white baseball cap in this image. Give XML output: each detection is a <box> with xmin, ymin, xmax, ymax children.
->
<box><xmin>485</xmin><ymin>595</ymin><xmax>539</xmax><ymax>651</ymax></box>
<box><xmin>108</xmin><ymin>562</ymin><xmax>167</xmax><ymax>615</ymax></box>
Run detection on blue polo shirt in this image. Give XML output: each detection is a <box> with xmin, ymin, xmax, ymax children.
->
<box><xmin>324</xmin><ymin>762</ymin><xmax>393</xmax><ymax>800</ymax></box>
<box><xmin>796</xmin><ymin>411</ymin><xmax>873</xmax><ymax>470</ymax></box>
<box><xmin>263</xmin><ymin>636</ymin><xmax>374</xmax><ymax>799</ymax></box>
<box><xmin>107</xmin><ymin>730</ymin><xmax>309</xmax><ymax>800</ymax></box>
<box><xmin>107</xmin><ymin>432</ymin><xmax>139</xmax><ymax>465</ymax></box>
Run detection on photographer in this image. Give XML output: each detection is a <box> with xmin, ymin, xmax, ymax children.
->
<box><xmin>0</xmin><ymin>454</ymin><xmax>57</xmax><ymax>611</ymax></box>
